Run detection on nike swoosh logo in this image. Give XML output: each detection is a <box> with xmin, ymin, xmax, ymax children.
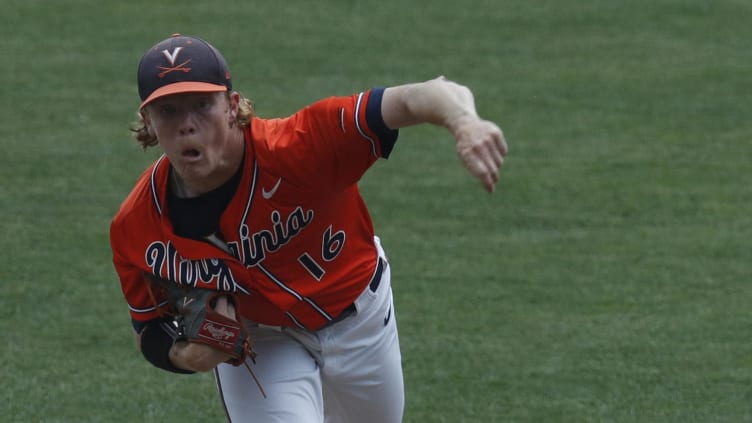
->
<box><xmin>261</xmin><ymin>177</ymin><xmax>282</xmax><ymax>199</ymax></box>
<box><xmin>384</xmin><ymin>303</ymin><xmax>392</xmax><ymax>326</ymax></box>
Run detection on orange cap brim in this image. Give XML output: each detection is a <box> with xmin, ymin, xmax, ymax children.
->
<box><xmin>139</xmin><ymin>81</ymin><xmax>228</xmax><ymax>109</ymax></box>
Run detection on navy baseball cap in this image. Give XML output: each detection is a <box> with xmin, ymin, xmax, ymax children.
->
<box><xmin>137</xmin><ymin>34</ymin><xmax>232</xmax><ymax>109</ymax></box>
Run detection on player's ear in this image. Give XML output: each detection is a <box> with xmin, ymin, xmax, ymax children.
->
<box><xmin>227</xmin><ymin>91</ymin><xmax>241</xmax><ymax>127</ymax></box>
<box><xmin>140</xmin><ymin>110</ymin><xmax>156</xmax><ymax>138</ymax></box>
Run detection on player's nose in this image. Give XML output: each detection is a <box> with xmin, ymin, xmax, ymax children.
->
<box><xmin>179</xmin><ymin>126</ymin><xmax>196</xmax><ymax>135</ymax></box>
<box><xmin>178</xmin><ymin>113</ymin><xmax>197</xmax><ymax>135</ymax></box>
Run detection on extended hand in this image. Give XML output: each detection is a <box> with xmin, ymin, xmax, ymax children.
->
<box><xmin>452</xmin><ymin>116</ymin><xmax>508</xmax><ymax>193</ymax></box>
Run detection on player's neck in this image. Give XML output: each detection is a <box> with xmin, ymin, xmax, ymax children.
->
<box><xmin>170</xmin><ymin>171</ymin><xmax>201</xmax><ymax>198</ymax></box>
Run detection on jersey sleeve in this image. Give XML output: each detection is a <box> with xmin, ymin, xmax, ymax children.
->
<box><xmin>252</xmin><ymin>87</ymin><xmax>399</xmax><ymax>192</ymax></box>
<box><xmin>358</xmin><ymin>87</ymin><xmax>399</xmax><ymax>158</ymax></box>
<box><xmin>110</xmin><ymin>211</ymin><xmax>163</xmax><ymax>325</ymax></box>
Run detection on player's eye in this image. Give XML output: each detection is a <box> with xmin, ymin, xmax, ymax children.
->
<box><xmin>158</xmin><ymin>104</ymin><xmax>177</xmax><ymax>116</ymax></box>
<box><xmin>195</xmin><ymin>97</ymin><xmax>213</xmax><ymax>111</ymax></box>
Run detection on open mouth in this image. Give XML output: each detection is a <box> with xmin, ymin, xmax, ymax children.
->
<box><xmin>182</xmin><ymin>148</ymin><xmax>201</xmax><ymax>159</ymax></box>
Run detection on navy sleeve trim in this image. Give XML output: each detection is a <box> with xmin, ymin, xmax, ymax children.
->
<box><xmin>365</xmin><ymin>87</ymin><xmax>399</xmax><ymax>159</ymax></box>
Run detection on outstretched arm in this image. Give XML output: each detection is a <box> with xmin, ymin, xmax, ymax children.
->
<box><xmin>381</xmin><ymin>76</ymin><xmax>508</xmax><ymax>193</ymax></box>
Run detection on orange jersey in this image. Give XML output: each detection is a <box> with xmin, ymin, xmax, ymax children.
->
<box><xmin>111</xmin><ymin>88</ymin><xmax>398</xmax><ymax>330</ymax></box>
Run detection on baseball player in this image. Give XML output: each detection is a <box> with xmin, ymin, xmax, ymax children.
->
<box><xmin>110</xmin><ymin>34</ymin><xmax>507</xmax><ymax>423</ymax></box>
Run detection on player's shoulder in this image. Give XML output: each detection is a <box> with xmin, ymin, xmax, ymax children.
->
<box><xmin>111</xmin><ymin>157</ymin><xmax>166</xmax><ymax>228</ymax></box>
<box><xmin>248</xmin><ymin>93</ymin><xmax>357</xmax><ymax>136</ymax></box>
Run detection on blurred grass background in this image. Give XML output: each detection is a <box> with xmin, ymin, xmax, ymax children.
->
<box><xmin>1</xmin><ymin>0</ymin><xmax>751</xmax><ymax>422</ymax></box>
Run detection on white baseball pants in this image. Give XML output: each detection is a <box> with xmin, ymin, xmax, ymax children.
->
<box><xmin>215</xmin><ymin>242</ymin><xmax>404</xmax><ymax>423</ymax></box>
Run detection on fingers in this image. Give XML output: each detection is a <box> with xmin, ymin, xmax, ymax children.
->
<box><xmin>214</xmin><ymin>295</ymin><xmax>237</xmax><ymax>320</ymax></box>
<box><xmin>456</xmin><ymin>120</ymin><xmax>507</xmax><ymax>193</ymax></box>
<box><xmin>481</xmin><ymin>172</ymin><xmax>495</xmax><ymax>193</ymax></box>
<box><xmin>458</xmin><ymin>147</ymin><xmax>496</xmax><ymax>193</ymax></box>
<box><xmin>484</xmin><ymin>129</ymin><xmax>507</xmax><ymax>191</ymax></box>
<box><xmin>494</xmin><ymin>128</ymin><xmax>509</xmax><ymax>157</ymax></box>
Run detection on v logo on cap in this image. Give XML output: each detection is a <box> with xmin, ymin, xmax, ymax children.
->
<box><xmin>162</xmin><ymin>47</ymin><xmax>184</xmax><ymax>65</ymax></box>
<box><xmin>157</xmin><ymin>47</ymin><xmax>192</xmax><ymax>78</ymax></box>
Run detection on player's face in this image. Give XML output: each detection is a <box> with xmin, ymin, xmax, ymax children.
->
<box><xmin>144</xmin><ymin>91</ymin><xmax>239</xmax><ymax>185</ymax></box>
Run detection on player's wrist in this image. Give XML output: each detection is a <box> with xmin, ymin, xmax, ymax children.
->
<box><xmin>140</xmin><ymin>319</ymin><xmax>195</xmax><ymax>374</ymax></box>
<box><xmin>170</xmin><ymin>341</ymin><xmax>233</xmax><ymax>372</ymax></box>
<box><xmin>446</xmin><ymin>113</ymin><xmax>480</xmax><ymax>139</ymax></box>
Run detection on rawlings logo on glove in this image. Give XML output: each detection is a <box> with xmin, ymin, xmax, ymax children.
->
<box><xmin>202</xmin><ymin>321</ymin><xmax>239</xmax><ymax>341</ymax></box>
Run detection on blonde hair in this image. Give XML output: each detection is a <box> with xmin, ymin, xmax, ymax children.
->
<box><xmin>129</xmin><ymin>92</ymin><xmax>255</xmax><ymax>149</ymax></box>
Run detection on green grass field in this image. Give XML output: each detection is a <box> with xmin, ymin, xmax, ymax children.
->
<box><xmin>2</xmin><ymin>0</ymin><xmax>751</xmax><ymax>422</ymax></box>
